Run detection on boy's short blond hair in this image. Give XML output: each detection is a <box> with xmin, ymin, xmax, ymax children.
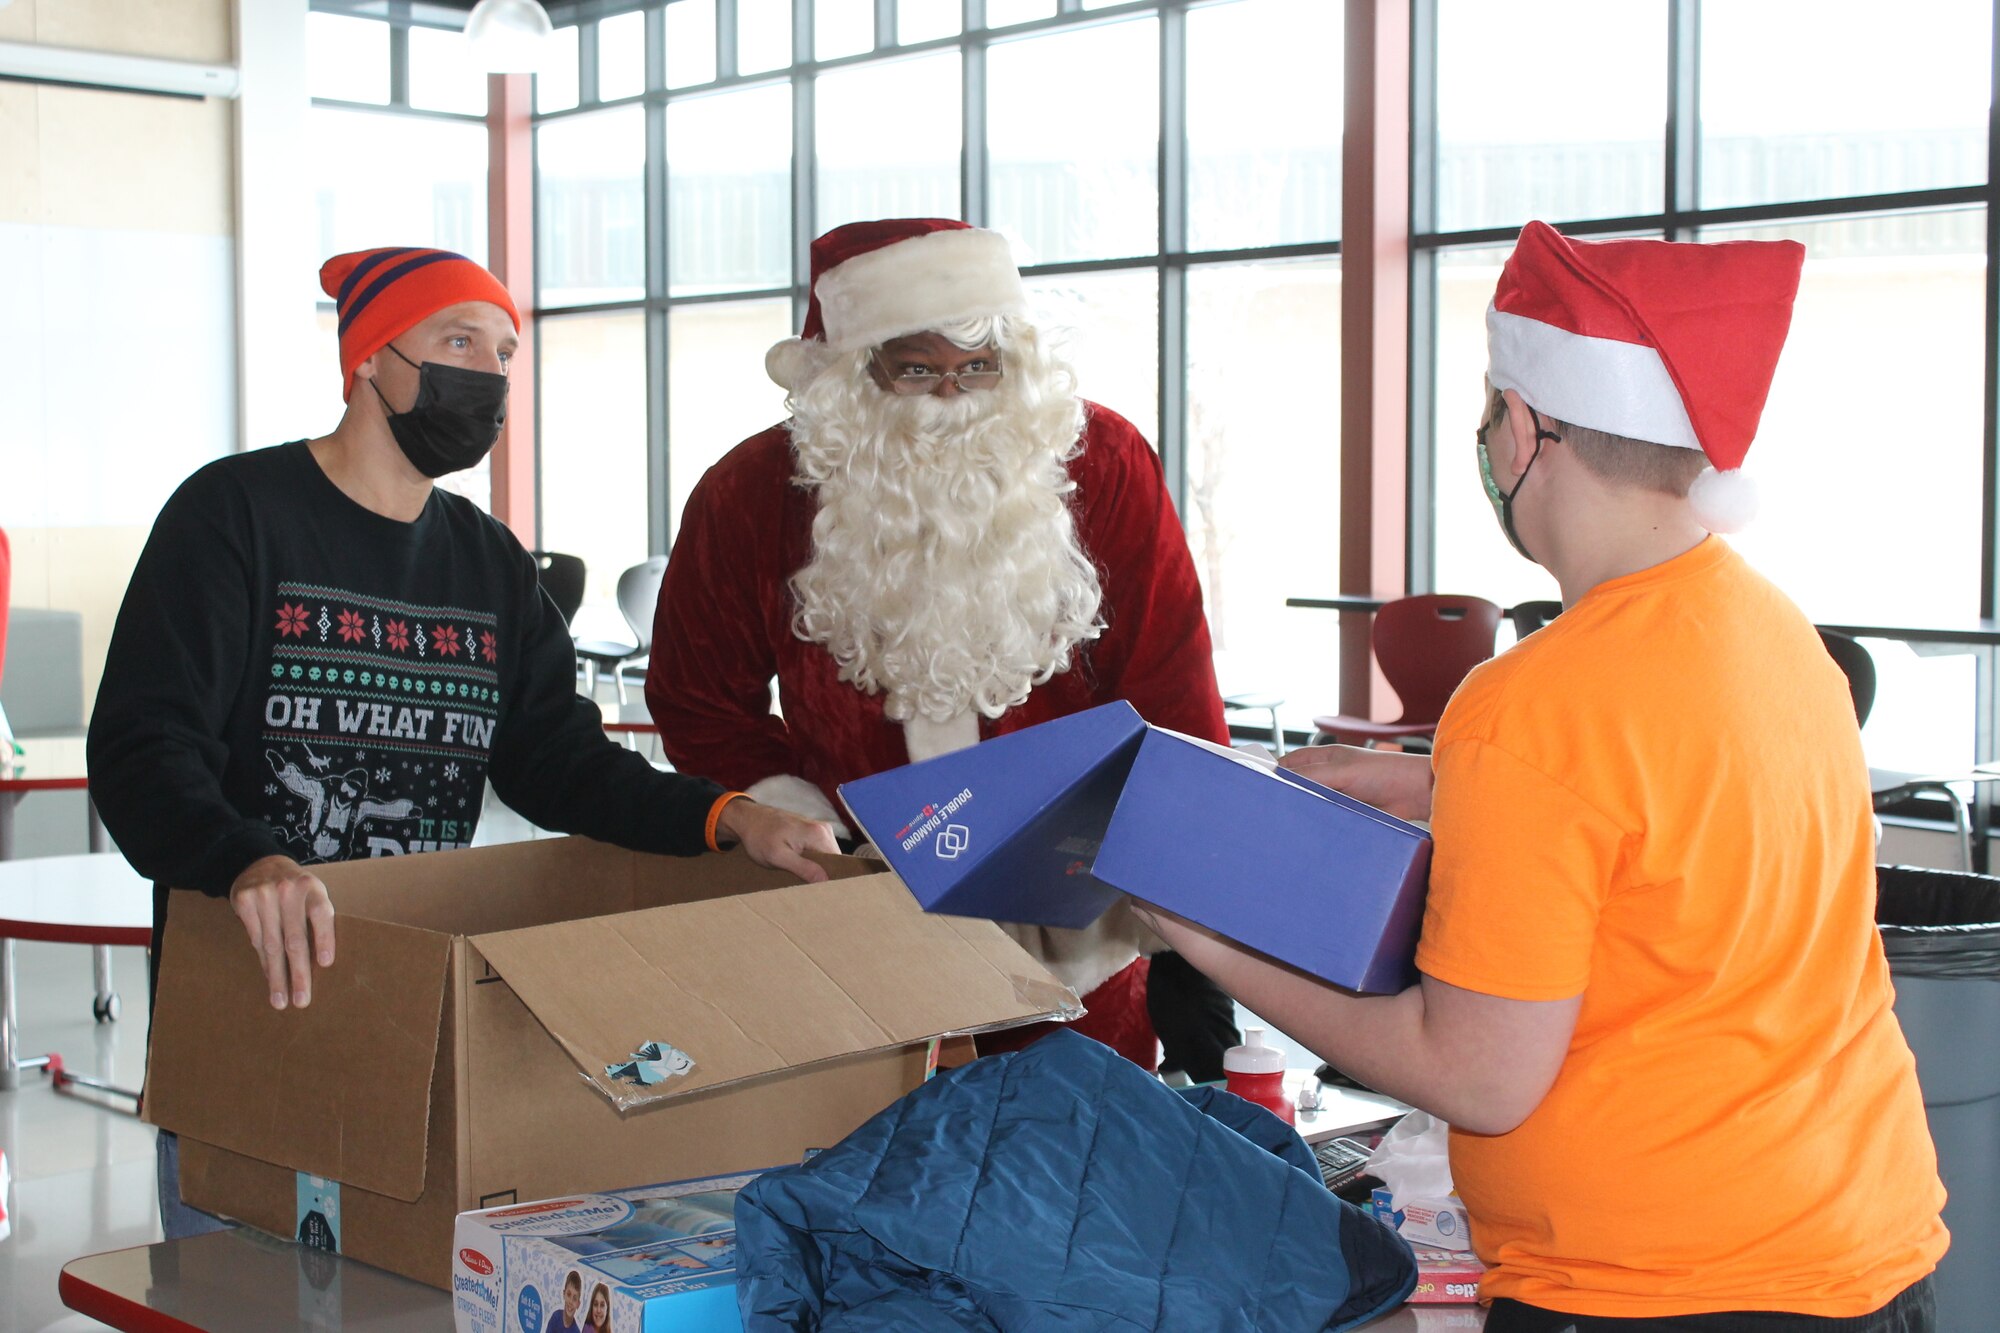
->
<box><xmin>1489</xmin><ymin>387</ymin><xmax>1709</xmax><ymax>498</ymax></box>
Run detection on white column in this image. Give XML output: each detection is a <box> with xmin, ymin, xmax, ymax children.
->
<box><xmin>232</xmin><ymin>0</ymin><xmax>322</xmax><ymax>453</ymax></box>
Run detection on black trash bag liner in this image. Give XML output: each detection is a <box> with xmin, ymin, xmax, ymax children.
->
<box><xmin>1876</xmin><ymin>864</ymin><xmax>2000</xmax><ymax>980</ymax></box>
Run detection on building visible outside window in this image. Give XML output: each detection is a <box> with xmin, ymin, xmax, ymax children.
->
<box><xmin>1421</xmin><ymin>0</ymin><xmax>1993</xmax><ymax>776</ymax></box>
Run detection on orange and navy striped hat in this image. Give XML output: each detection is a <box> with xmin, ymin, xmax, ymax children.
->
<box><xmin>319</xmin><ymin>247</ymin><xmax>521</xmax><ymax>401</ymax></box>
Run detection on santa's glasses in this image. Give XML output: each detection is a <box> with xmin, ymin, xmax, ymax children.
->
<box><xmin>872</xmin><ymin>351</ymin><xmax>1004</xmax><ymax>395</ymax></box>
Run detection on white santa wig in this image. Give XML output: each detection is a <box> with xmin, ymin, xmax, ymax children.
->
<box><xmin>784</xmin><ymin>313</ymin><xmax>1106</xmax><ymax>726</ymax></box>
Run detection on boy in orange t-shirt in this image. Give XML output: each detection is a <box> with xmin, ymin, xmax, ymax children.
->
<box><xmin>1143</xmin><ymin>221</ymin><xmax>1945</xmax><ymax>1329</ymax></box>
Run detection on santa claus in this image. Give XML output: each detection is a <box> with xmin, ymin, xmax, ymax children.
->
<box><xmin>646</xmin><ymin>218</ymin><xmax>1234</xmax><ymax>1072</ymax></box>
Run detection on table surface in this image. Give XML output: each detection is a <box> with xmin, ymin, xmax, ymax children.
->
<box><xmin>1813</xmin><ymin>616</ymin><xmax>2000</xmax><ymax>648</ymax></box>
<box><xmin>1286</xmin><ymin>594</ymin><xmax>1393</xmax><ymax>613</ymax></box>
<box><xmin>61</xmin><ymin>1226</ymin><xmax>1481</xmax><ymax>1332</ymax></box>
<box><xmin>0</xmin><ymin>731</ymin><xmax>89</xmax><ymax>791</ymax></box>
<box><xmin>0</xmin><ymin>850</ymin><xmax>152</xmax><ymax>944</ymax></box>
<box><xmin>597</xmin><ymin>699</ymin><xmax>659</xmax><ymax>734</ymax></box>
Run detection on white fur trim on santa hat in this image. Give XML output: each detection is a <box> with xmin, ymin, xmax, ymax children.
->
<box><xmin>1487</xmin><ymin>306</ymin><xmax>1702</xmax><ymax>454</ymax></box>
<box><xmin>903</xmin><ymin>711</ymin><xmax>981</xmax><ymax>763</ymax></box>
<box><xmin>745</xmin><ymin>773</ymin><xmax>852</xmax><ymax>840</ymax></box>
<box><xmin>1687</xmin><ymin>466</ymin><xmax>1760</xmax><ymax>533</ymax></box>
<box><xmin>817</xmin><ymin>227</ymin><xmax>1026</xmax><ymax>352</ymax></box>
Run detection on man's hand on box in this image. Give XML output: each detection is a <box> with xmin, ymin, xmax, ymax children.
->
<box><xmin>1279</xmin><ymin>744</ymin><xmax>1435</xmax><ymax>823</ymax></box>
<box><xmin>228</xmin><ymin>854</ymin><xmax>336</xmax><ymax>1010</ymax></box>
<box><xmin>717</xmin><ymin>799</ymin><xmax>839</xmax><ymax>883</ymax></box>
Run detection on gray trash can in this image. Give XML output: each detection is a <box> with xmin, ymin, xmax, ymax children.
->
<box><xmin>1876</xmin><ymin>865</ymin><xmax>2000</xmax><ymax>1333</ymax></box>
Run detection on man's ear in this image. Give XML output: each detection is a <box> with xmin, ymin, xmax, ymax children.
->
<box><xmin>1498</xmin><ymin>388</ymin><xmax>1545</xmax><ymax>480</ymax></box>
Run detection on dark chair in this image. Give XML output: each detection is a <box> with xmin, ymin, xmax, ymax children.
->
<box><xmin>1505</xmin><ymin>599</ymin><xmax>1564</xmax><ymax>640</ymax></box>
<box><xmin>1311</xmin><ymin>593</ymin><xmax>1503</xmax><ymax>748</ymax></box>
<box><xmin>574</xmin><ymin>556</ymin><xmax>667</xmax><ymax>704</ymax></box>
<box><xmin>531</xmin><ymin>550</ymin><xmax>587</xmax><ymax>626</ymax></box>
<box><xmin>1819</xmin><ymin>628</ymin><xmax>1979</xmax><ymax>869</ymax></box>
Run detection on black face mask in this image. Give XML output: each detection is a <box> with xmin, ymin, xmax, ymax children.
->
<box><xmin>370</xmin><ymin>343</ymin><xmax>508</xmax><ymax>478</ymax></box>
<box><xmin>1476</xmin><ymin>398</ymin><xmax>1562</xmax><ymax>563</ymax></box>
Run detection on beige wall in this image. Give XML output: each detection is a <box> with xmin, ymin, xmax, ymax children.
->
<box><xmin>1</xmin><ymin>0</ymin><xmax>237</xmax><ymax>719</ymax></box>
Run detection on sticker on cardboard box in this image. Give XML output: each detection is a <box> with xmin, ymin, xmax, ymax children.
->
<box><xmin>296</xmin><ymin>1172</ymin><xmax>341</xmax><ymax>1253</ymax></box>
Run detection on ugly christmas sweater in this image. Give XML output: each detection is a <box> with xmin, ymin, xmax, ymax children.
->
<box><xmin>87</xmin><ymin>441</ymin><xmax>725</xmax><ymax>996</ymax></box>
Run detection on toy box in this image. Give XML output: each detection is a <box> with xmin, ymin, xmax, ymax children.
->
<box><xmin>452</xmin><ymin>1170</ymin><xmax>768</xmax><ymax>1333</ymax></box>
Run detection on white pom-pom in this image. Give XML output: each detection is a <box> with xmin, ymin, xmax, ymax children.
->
<box><xmin>1687</xmin><ymin>466</ymin><xmax>1759</xmax><ymax>533</ymax></box>
<box><xmin>764</xmin><ymin>337</ymin><xmax>819</xmax><ymax>391</ymax></box>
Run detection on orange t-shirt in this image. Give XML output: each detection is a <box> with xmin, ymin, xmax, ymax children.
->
<box><xmin>1417</xmin><ymin>537</ymin><xmax>1946</xmax><ymax>1318</ymax></box>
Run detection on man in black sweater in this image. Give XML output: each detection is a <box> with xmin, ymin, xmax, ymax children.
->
<box><xmin>89</xmin><ymin>246</ymin><xmax>837</xmax><ymax>1237</ymax></box>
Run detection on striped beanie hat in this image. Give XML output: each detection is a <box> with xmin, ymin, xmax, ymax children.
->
<box><xmin>319</xmin><ymin>248</ymin><xmax>521</xmax><ymax>401</ymax></box>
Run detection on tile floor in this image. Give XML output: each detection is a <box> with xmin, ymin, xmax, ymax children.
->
<box><xmin>1</xmin><ymin>938</ymin><xmax>156</xmax><ymax>1332</ymax></box>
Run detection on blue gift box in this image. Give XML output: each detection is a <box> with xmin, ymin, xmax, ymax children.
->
<box><xmin>840</xmin><ymin>701</ymin><xmax>1433</xmax><ymax>994</ymax></box>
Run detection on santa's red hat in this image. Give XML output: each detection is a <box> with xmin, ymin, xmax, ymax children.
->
<box><xmin>766</xmin><ymin>218</ymin><xmax>1027</xmax><ymax>390</ymax></box>
<box><xmin>1486</xmin><ymin>221</ymin><xmax>1804</xmax><ymax>532</ymax></box>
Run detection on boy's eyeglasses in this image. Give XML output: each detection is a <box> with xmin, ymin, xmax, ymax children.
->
<box><xmin>872</xmin><ymin>353</ymin><xmax>1004</xmax><ymax>395</ymax></box>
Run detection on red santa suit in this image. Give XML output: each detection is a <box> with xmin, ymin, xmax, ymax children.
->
<box><xmin>647</xmin><ymin>401</ymin><xmax>1227</xmax><ymax>1067</ymax></box>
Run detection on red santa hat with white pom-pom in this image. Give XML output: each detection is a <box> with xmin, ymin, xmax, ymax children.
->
<box><xmin>1486</xmin><ymin>220</ymin><xmax>1805</xmax><ymax>533</ymax></box>
<box><xmin>766</xmin><ymin>217</ymin><xmax>1027</xmax><ymax>391</ymax></box>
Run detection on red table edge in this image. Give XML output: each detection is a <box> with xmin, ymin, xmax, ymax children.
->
<box><xmin>0</xmin><ymin>775</ymin><xmax>91</xmax><ymax>791</ymax></box>
<box><xmin>0</xmin><ymin>920</ymin><xmax>151</xmax><ymax>947</ymax></box>
<box><xmin>59</xmin><ymin>1259</ymin><xmax>207</xmax><ymax>1333</ymax></box>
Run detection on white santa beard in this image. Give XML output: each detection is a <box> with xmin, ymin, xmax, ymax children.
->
<box><xmin>788</xmin><ymin>355</ymin><xmax>1105</xmax><ymax>725</ymax></box>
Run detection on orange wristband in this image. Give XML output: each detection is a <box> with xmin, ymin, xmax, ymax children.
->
<box><xmin>705</xmin><ymin>791</ymin><xmax>752</xmax><ymax>852</ymax></box>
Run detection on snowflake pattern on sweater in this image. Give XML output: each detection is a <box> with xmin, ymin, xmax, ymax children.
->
<box><xmin>257</xmin><ymin>580</ymin><xmax>501</xmax><ymax>860</ymax></box>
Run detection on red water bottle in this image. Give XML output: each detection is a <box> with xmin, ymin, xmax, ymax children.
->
<box><xmin>1223</xmin><ymin>1027</ymin><xmax>1294</xmax><ymax>1125</ymax></box>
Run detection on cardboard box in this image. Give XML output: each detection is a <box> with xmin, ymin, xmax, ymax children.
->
<box><xmin>145</xmin><ymin>838</ymin><xmax>1077</xmax><ymax>1288</ymax></box>
<box><xmin>840</xmin><ymin>701</ymin><xmax>1433</xmax><ymax>993</ymax></box>
<box><xmin>452</xmin><ymin>1169</ymin><xmax>769</xmax><ymax>1333</ymax></box>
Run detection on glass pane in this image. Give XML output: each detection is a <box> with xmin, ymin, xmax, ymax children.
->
<box><xmin>536</xmin><ymin>24</ymin><xmax>581</xmax><ymax>113</ymax></box>
<box><xmin>1701</xmin><ymin>0</ymin><xmax>1989</xmax><ymax>209</ymax></box>
<box><xmin>665</xmin><ymin>0</ymin><xmax>718</xmax><ymax>89</ymax></box>
<box><xmin>307</xmin><ymin>13</ymin><xmax>389</xmax><ymax>104</ymax></box>
<box><xmin>1428</xmin><ymin>244</ymin><xmax>1564</xmax><ymax>613</ymax></box>
<box><xmin>1186</xmin><ymin>0</ymin><xmax>1340</xmax><ymax>251</ymax></box>
<box><xmin>738</xmin><ymin>0</ymin><xmax>793</xmax><ymax>75</ymax></box>
<box><xmin>817</xmin><ymin>0</ymin><xmax>875</xmax><ymax>61</ymax></box>
<box><xmin>989</xmin><ymin>19</ymin><xmax>1158</xmax><ymax>264</ymax></box>
<box><xmin>407</xmin><ymin>25</ymin><xmax>488</xmax><ymax>114</ymax></box>
<box><xmin>900</xmin><ymin>0</ymin><xmax>961</xmax><ymax>44</ymax></box>
<box><xmin>310</xmin><ymin>106</ymin><xmax>489</xmax><ymax>264</ymax></box>
<box><xmin>537</xmin><ymin>106</ymin><xmax>646</xmax><ymax>306</ymax></box>
<box><xmin>986</xmin><ymin>0</ymin><xmax>1056</xmax><ymax>27</ymax></box>
<box><xmin>598</xmin><ymin>10</ymin><xmax>649</xmax><ymax>100</ymax></box>
<box><xmin>667</xmin><ymin>299</ymin><xmax>796</xmax><ymax>535</ymax></box>
<box><xmin>669</xmin><ymin>83</ymin><xmax>794</xmax><ymax>295</ymax></box>
<box><xmin>1187</xmin><ymin>260</ymin><xmax>1341</xmax><ymax>735</ymax></box>
<box><xmin>1433</xmin><ymin>0</ymin><xmax>1666</xmax><ymax>232</ymax></box>
<box><xmin>817</xmin><ymin>53</ymin><xmax>963</xmax><ymax>236</ymax></box>
<box><xmin>1713</xmin><ymin>212</ymin><xmax>1986</xmax><ymax>779</ymax></box>
<box><xmin>1022</xmin><ymin>268</ymin><xmax>1159</xmax><ymax>449</ymax></box>
<box><xmin>1703</xmin><ymin>212</ymin><xmax>1984</xmax><ymax>628</ymax></box>
<box><xmin>538</xmin><ymin>311</ymin><xmax>651</xmax><ymax>631</ymax></box>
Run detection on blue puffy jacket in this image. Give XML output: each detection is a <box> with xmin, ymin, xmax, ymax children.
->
<box><xmin>735</xmin><ymin>1030</ymin><xmax>1417</xmax><ymax>1330</ymax></box>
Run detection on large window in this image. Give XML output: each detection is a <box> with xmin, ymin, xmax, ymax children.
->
<box><xmin>531</xmin><ymin>0</ymin><xmax>1346</xmax><ymax>728</ymax></box>
<box><xmin>1418</xmin><ymin>0</ymin><xmax>1996</xmax><ymax>774</ymax></box>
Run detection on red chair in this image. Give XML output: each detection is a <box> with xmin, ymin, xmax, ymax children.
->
<box><xmin>1311</xmin><ymin>593</ymin><xmax>1502</xmax><ymax>748</ymax></box>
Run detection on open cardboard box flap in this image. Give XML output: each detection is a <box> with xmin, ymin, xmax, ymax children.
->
<box><xmin>472</xmin><ymin>871</ymin><xmax>1079</xmax><ymax>1109</ymax></box>
<box><xmin>146</xmin><ymin>890</ymin><xmax>452</xmax><ymax>1202</ymax></box>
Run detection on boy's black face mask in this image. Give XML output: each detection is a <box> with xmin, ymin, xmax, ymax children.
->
<box><xmin>370</xmin><ymin>343</ymin><xmax>508</xmax><ymax>478</ymax></box>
